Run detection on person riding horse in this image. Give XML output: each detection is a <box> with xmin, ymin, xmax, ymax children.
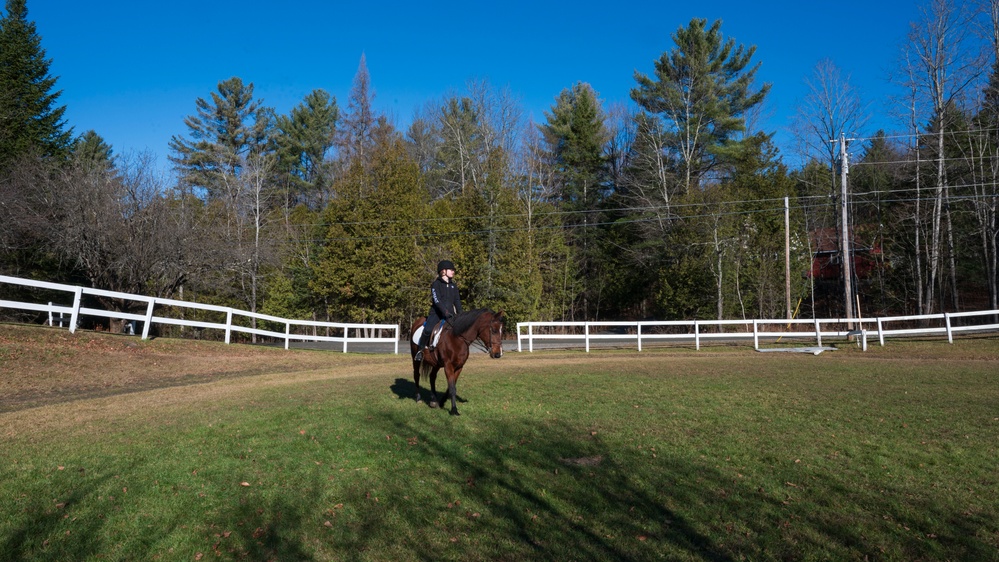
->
<box><xmin>414</xmin><ymin>260</ymin><xmax>462</xmax><ymax>362</ymax></box>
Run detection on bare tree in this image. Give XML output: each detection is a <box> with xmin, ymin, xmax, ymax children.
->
<box><xmin>791</xmin><ymin>59</ymin><xmax>869</xmax><ymax>173</ymax></box>
<box><xmin>900</xmin><ymin>0</ymin><xmax>987</xmax><ymax>313</ymax></box>
<box><xmin>790</xmin><ymin>59</ymin><xmax>870</xmax><ymax>320</ymax></box>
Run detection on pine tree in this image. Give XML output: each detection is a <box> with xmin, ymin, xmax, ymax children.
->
<box><xmin>0</xmin><ymin>0</ymin><xmax>72</xmax><ymax>171</ymax></box>
<box><xmin>274</xmin><ymin>88</ymin><xmax>339</xmax><ymax>210</ymax></box>
<box><xmin>72</xmin><ymin>130</ymin><xmax>114</xmax><ymax>174</ymax></box>
<box><xmin>540</xmin><ymin>82</ymin><xmax>610</xmax><ymax>319</ymax></box>
<box><xmin>631</xmin><ymin>18</ymin><xmax>769</xmax><ymax>193</ymax></box>
<box><xmin>540</xmin><ymin>82</ymin><xmax>609</xmax><ymax>208</ymax></box>
<box><xmin>168</xmin><ymin>76</ymin><xmax>273</xmax><ymax>201</ymax></box>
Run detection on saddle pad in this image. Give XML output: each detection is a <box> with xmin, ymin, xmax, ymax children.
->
<box><xmin>412</xmin><ymin>323</ymin><xmax>443</xmax><ymax>348</ymax></box>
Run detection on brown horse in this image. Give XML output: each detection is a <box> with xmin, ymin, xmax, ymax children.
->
<box><xmin>409</xmin><ymin>308</ymin><xmax>505</xmax><ymax>415</ymax></box>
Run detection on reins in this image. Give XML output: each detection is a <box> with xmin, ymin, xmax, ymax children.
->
<box><xmin>446</xmin><ymin>314</ymin><xmax>492</xmax><ymax>350</ymax></box>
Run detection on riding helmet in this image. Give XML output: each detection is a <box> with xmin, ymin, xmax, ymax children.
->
<box><xmin>437</xmin><ymin>260</ymin><xmax>455</xmax><ymax>273</ymax></box>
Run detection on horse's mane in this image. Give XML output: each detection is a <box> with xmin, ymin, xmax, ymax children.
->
<box><xmin>448</xmin><ymin>308</ymin><xmax>492</xmax><ymax>335</ymax></box>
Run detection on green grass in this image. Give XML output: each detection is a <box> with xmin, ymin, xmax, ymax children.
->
<box><xmin>1</xmin><ymin>339</ymin><xmax>998</xmax><ymax>561</ymax></box>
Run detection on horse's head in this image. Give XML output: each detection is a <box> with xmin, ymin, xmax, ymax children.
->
<box><xmin>484</xmin><ymin>310</ymin><xmax>505</xmax><ymax>359</ymax></box>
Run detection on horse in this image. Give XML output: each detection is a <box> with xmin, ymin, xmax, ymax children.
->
<box><xmin>409</xmin><ymin>308</ymin><xmax>505</xmax><ymax>415</ymax></box>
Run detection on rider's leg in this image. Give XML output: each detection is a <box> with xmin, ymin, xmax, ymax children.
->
<box><xmin>415</xmin><ymin>321</ymin><xmax>432</xmax><ymax>361</ymax></box>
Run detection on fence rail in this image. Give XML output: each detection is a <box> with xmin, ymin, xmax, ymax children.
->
<box><xmin>517</xmin><ymin>310</ymin><xmax>999</xmax><ymax>352</ymax></box>
<box><xmin>0</xmin><ymin>275</ymin><xmax>399</xmax><ymax>353</ymax></box>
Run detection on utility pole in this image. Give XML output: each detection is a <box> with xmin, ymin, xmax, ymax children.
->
<box><xmin>785</xmin><ymin>196</ymin><xmax>791</xmax><ymax>320</ymax></box>
<box><xmin>839</xmin><ymin>133</ymin><xmax>854</xmax><ymax>327</ymax></box>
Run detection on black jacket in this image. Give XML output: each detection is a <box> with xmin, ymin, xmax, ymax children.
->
<box><xmin>428</xmin><ymin>276</ymin><xmax>462</xmax><ymax>322</ymax></box>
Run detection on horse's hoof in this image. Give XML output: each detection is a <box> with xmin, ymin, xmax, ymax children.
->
<box><xmin>450</xmin><ymin>409</ymin><xmax>460</xmax><ymax>416</ymax></box>
<box><xmin>415</xmin><ymin>397</ymin><xmax>423</xmax><ymax>404</ymax></box>
<box><xmin>429</xmin><ymin>401</ymin><xmax>439</xmax><ymax>409</ymax></box>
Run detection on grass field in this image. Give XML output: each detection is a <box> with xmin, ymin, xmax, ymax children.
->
<box><xmin>1</xmin><ymin>323</ymin><xmax>997</xmax><ymax>561</ymax></box>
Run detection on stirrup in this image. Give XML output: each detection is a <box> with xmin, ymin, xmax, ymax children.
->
<box><xmin>414</xmin><ymin>350</ymin><xmax>424</xmax><ymax>362</ymax></box>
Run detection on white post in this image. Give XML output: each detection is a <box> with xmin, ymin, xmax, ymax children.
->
<box><xmin>585</xmin><ymin>323</ymin><xmax>590</xmax><ymax>353</ymax></box>
<box><xmin>814</xmin><ymin>318</ymin><xmax>822</xmax><ymax>347</ymax></box>
<box><xmin>694</xmin><ymin>321</ymin><xmax>700</xmax><ymax>350</ymax></box>
<box><xmin>944</xmin><ymin>312</ymin><xmax>953</xmax><ymax>344</ymax></box>
<box><xmin>285</xmin><ymin>322</ymin><xmax>291</xmax><ymax>350</ymax></box>
<box><xmin>225</xmin><ymin>310</ymin><xmax>233</xmax><ymax>344</ymax></box>
<box><xmin>753</xmin><ymin>319</ymin><xmax>759</xmax><ymax>350</ymax></box>
<box><xmin>637</xmin><ymin>323</ymin><xmax>643</xmax><ymax>352</ymax></box>
<box><xmin>142</xmin><ymin>299</ymin><xmax>155</xmax><ymax>340</ymax></box>
<box><xmin>69</xmin><ymin>287</ymin><xmax>82</xmax><ymax>334</ymax></box>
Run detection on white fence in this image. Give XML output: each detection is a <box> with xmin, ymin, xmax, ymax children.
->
<box><xmin>517</xmin><ymin>309</ymin><xmax>999</xmax><ymax>352</ymax></box>
<box><xmin>0</xmin><ymin>275</ymin><xmax>399</xmax><ymax>353</ymax></box>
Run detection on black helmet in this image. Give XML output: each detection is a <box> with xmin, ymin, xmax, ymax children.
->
<box><xmin>437</xmin><ymin>260</ymin><xmax>455</xmax><ymax>273</ymax></box>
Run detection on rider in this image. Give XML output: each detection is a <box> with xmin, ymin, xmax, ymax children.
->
<box><xmin>414</xmin><ymin>259</ymin><xmax>462</xmax><ymax>362</ymax></box>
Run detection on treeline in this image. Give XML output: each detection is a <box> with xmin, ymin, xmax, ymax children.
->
<box><xmin>2</xmin><ymin>0</ymin><xmax>998</xmax><ymax>333</ymax></box>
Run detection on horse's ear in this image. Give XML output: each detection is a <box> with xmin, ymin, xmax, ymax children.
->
<box><xmin>496</xmin><ymin>310</ymin><xmax>505</xmax><ymax>321</ymax></box>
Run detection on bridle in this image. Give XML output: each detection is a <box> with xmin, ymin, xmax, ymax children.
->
<box><xmin>454</xmin><ymin>313</ymin><xmax>502</xmax><ymax>352</ymax></box>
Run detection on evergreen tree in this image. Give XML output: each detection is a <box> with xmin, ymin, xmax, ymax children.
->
<box><xmin>168</xmin><ymin>76</ymin><xmax>273</xmax><ymax>201</ymax></box>
<box><xmin>631</xmin><ymin>18</ymin><xmax>770</xmax><ymax>193</ymax></box>
<box><xmin>72</xmin><ymin>129</ymin><xmax>114</xmax><ymax>174</ymax></box>
<box><xmin>310</xmin><ymin>135</ymin><xmax>425</xmax><ymax>324</ymax></box>
<box><xmin>540</xmin><ymin>82</ymin><xmax>609</xmax><ymax>208</ymax></box>
<box><xmin>0</xmin><ymin>0</ymin><xmax>72</xmax><ymax>171</ymax></box>
<box><xmin>274</xmin><ymin>88</ymin><xmax>339</xmax><ymax>210</ymax></box>
<box><xmin>539</xmin><ymin>82</ymin><xmax>610</xmax><ymax>319</ymax></box>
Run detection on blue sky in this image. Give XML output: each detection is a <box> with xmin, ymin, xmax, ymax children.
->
<box><xmin>25</xmin><ymin>0</ymin><xmax>922</xmax><ymax>174</ymax></box>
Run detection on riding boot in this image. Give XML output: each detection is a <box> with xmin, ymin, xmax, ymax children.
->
<box><xmin>415</xmin><ymin>328</ymin><xmax>431</xmax><ymax>362</ymax></box>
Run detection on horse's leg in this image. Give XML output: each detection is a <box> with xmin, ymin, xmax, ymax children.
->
<box><xmin>428</xmin><ymin>367</ymin><xmax>440</xmax><ymax>409</ymax></box>
<box><xmin>445</xmin><ymin>365</ymin><xmax>463</xmax><ymax>416</ymax></box>
<box><xmin>412</xmin><ymin>358</ymin><xmax>422</xmax><ymax>404</ymax></box>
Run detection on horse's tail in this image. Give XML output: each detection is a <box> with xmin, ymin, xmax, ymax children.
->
<box><xmin>419</xmin><ymin>358</ymin><xmax>433</xmax><ymax>379</ymax></box>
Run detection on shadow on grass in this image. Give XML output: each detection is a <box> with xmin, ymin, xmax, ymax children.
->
<box><xmin>390</xmin><ymin>376</ymin><xmax>466</xmax><ymax>407</ymax></box>
<box><xmin>369</xmin><ymin>410</ymin><xmax>734</xmax><ymax>561</ymax></box>
<box><xmin>362</xmin><ymin>407</ymin><xmax>998</xmax><ymax>561</ymax></box>
<box><xmin>0</xmin><ymin>458</ymin><xmax>324</xmax><ymax>561</ymax></box>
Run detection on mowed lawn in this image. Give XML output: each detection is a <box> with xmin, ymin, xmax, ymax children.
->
<box><xmin>1</xmin><ymin>324</ymin><xmax>997</xmax><ymax>561</ymax></box>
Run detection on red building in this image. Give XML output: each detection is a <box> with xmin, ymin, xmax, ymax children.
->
<box><xmin>807</xmin><ymin>227</ymin><xmax>883</xmax><ymax>281</ymax></box>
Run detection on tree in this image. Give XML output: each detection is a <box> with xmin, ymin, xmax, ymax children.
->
<box><xmin>274</xmin><ymin>89</ymin><xmax>338</xmax><ymax>210</ymax></box>
<box><xmin>337</xmin><ymin>54</ymin><xmax>377</xmax><ymax>168</ymax></box>
<box><xmin>790</xmin><ymin>59</ymin><xmax>869</xmax><ymax>321</ymax></box>
<box><xmin>539</xmin><ymin>82</ymin><xmax>610</xmax><ymax>319</ymax></box>
<box><xmin>0</xmin><ymin>0</ymin><xmax>72</xmax><ymax>172</ymax></box>
<box><xmin>310</xmin><ymin>136</ymin><xmax>425</xmax><ymax>324</ymax></box>
<box><xmin>541</xmin><ymin>82</ymin><xmax>609</xmax><ymax>208</ymax></box>
<box><xmin>791</xmin><ymin>59</ymin><xmax>869</xmax><ymax>169</ymax></box>
<box><xmin>168</xmin><ymin>77</ymin><xmax>278</xmax><ymax>330</ymax></box>
<box><xmin>631</xmin><ymin>18</ymin><xmax>770</xmax><ymax>194</ymax></box>
<box><xmin>168</xmin><ymin>76</ymin><xmax>273</xmax><ymax>201</ymax></box>
<box><xmin>899</xmin><ymin>0</ymin><xmax>987</xmax><ymax>313</ymax></box>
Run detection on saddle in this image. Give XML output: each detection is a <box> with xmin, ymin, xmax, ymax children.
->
<box><xmin>414</xmin><ymin>319</ymin><xmax>447</xmax><ymax>350</ymax></box>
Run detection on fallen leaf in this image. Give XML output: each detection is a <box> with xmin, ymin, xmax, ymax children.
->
<box><xmin>240</xmin><ymin>482</ymin><xmax>250</xmax><ymax>487</ymax></box>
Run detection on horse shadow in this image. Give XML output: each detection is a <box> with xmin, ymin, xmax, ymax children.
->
<box><xmin>390</xmin><ymin>378</ymin><xmax>466</xmax><ymax>405</ymax></box>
